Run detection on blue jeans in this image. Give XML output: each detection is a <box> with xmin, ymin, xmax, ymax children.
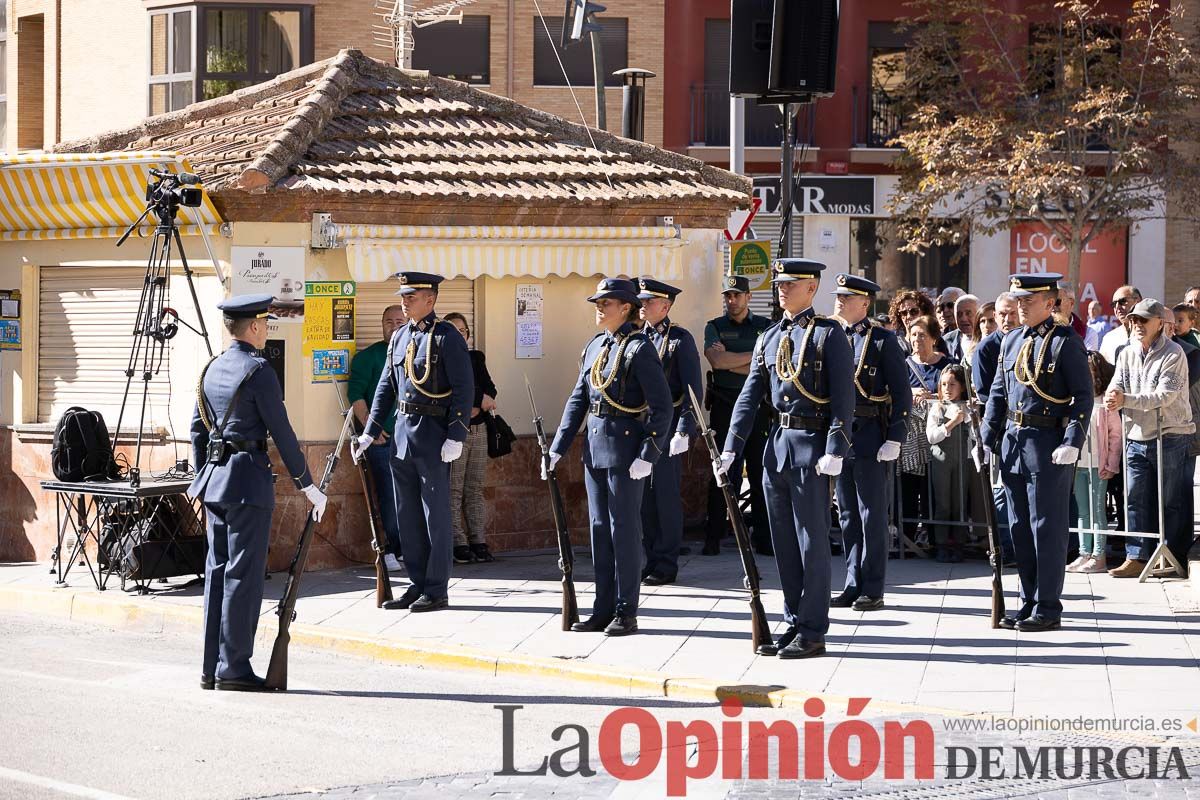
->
<box><xmin>1124</xmin><ymin>435</ymin><xmax>1190</xmax><ymax>562</ymax></box>
<box><xmin>365</xmin><ymin>441</ymin><xmax>403</xmax><ymax>557</ymax></box>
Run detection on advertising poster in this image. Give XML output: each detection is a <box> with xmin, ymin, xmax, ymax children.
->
<box><xmin>1010</xmin><ymin>224</ymin><xmax>1128</xmax><ymax>313</ymax></box>
<box><xmin>729</xmin><ymin>240</ymin><xmax>772</xmax><ymax>292</ymax></box>
<box><xmin>516</xmin><ymin>283</ymin><xmax>543</xmax><ymax>359</ymax></box>
<box><xmin>230</xmin><ymin>246</ymin><xmax>306</xmax><ymax>322</ymax></box>
<box><xmin>304</xmin><ymin>281</ymin><xmax>356</xmax><ymax>381</ymax></box>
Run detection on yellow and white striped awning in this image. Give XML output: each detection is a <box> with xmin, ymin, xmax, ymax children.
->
<box><xmin>337</xmin><ymin>224</ymin><xmax>684</xmax><ymax>283</ymax></box>
<box><xmin>0</xmin><ymin>151</ymin><xmax>223</xmax><ymax>241</ymax></box>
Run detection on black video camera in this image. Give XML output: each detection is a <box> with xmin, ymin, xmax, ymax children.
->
<box><xmin>146</xmin><ymin>168</ymin><xmax>203</xmax><ymax>209</ymax></box>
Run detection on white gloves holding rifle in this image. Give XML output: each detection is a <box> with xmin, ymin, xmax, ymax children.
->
<box><xmin>301</xmin><ymin>485</ymin><xmax>327</xmax><ymax>522</ymax></box>
<box><xmin>540</xmin><ymin>452</ymin><xmax>562</xmax><ymax>480</ymax></box>
<box><xmin>714</xmin><ymin>451</ymin><xmax>736</xmax><ymax>478</ymax></box>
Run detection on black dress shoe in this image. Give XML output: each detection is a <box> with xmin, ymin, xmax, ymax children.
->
<box><xmin>701</xmin><ymin>538</ymin><xmax>720</xmax><ymax>556</ymax></box>
<box><xmin>830</xmin><ymin>591</ymin><xmax>858</xmax><ymax>608</ymax></box>
<box><xmin>382</xmin><ymin>586</ymin><xmax>421</xmax><ymax>610</ymax></box>
<box><xmin>1016</xmin><ymin>615</ymin><xmax>1061</xmax><ymax>632</ymax></box>
<box><xmin>470</xmin><ymin>543</ymin><xmax>495</xmax><ymax>563</ymax></box>
<box><xmin>571</xmin><ymin>615</ymin><xmax>614</xmax><ymax>632</ymax></box>
<box><xmin>852</xmin><ymin>596</ymin><xmax>885</xmax><ymax>611</ymax></box>
<box><xmin>215</xmin><ymin>674</ymin><xmax>274</xmax><ymax>692</ymax></box>
<box><xmin>998</xmin><ymin>612</ymin><xmax>1031</xmax><ymax>630</ymax></box>
<box><xmin>409</xmin><ymin>595</ymin><xmax>448</xmax><ymax>613</ymax></box>
<box><xmin>756</xmin><ymin>627</ymin><xmax>797</xmax><ymax>656</ymax></box>
<box><xmin>778</xmin><ymin>638</ymin><xmax>826</xmax><ymax>659</ymax></box>
<box><xmin>642</xmin><ymin>573</ymin><xmax>676</xmax><ymax>586</ymax></box>
<box><xmin>604</xmin><ymin>615</ymin><xmax>639</xmax><ymax>636</ymax></box>
<box><xmin>201</xmin><ymin>674</ymin><xmax>215</xmax><ymax>691</ymax></box>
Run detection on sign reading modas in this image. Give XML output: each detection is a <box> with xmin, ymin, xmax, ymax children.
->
<box><xmin>730</xmin><ymin>240</ymin><xmax>772</xmax><ymax>292</ymax></box>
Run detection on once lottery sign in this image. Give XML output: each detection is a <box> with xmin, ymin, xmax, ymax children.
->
<box><xmin>730</xmin><ymin>240</ymin><xmax>772</xmax><ymax>292</ymax></box>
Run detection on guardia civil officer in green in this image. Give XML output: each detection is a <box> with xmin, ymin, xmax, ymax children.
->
<box><xmin>543</xmin><ymin>278</ymin><xmax>672</xmax><ymax>636</ymax></box>
<box><xmin>716</xmin><ymin>260</ymin><xmax>854</xmax><ymax>659</ymax></box>
<box><xmin>189</xmin><ymin>294</ymin><xmax>326</xmax><ymax>692</ymax></box>
<box><xmin>703</xmin><ymin>275</ymin><xmax>772</xmax><ymax>556</ymax></box>
<box><xmin>357</xmin><ymin>272</ymin><xmax>474</xmax><ymax>613</ymax></box>
<box><xmin>982</xmin><ymin>273</ymin><xmax>1092</xmax><ymax>632</ymax></box>
<box><xmin>636</xmin><ymin>277</ymin><xmax>703</xmax><ymax>585</ymax></box>
<box><xmin>830</xmin><ymin>274</ymin><xmax>911</xmax><ymax>611</ymax></box>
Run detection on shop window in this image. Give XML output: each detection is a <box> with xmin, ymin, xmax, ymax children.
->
<box><xmin>412</xmin><ymin>16</ymin><xmax>490</xmax><ymax>84</ymax></box>
<box><xmin>532</xmin><ymin>17</ymin><xmax>627</xmax><ymax>87</ymax></box>
<box><xmin>850</xmin><ymin>218</ymin><xmax>969</xmax><ymax>308</ymax></box>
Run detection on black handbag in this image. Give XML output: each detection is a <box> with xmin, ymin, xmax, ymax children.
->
<box><xmin>484</xmin><ymin>412</ymin><xmax>516</xmax><ymax>458</ymax></box>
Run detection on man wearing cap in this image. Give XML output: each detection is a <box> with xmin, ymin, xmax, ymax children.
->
<box><xmin>637</xmin><ymin>278</ymin><xmax>703</xmax><ymax>586</ymax></box>
<box><xmin>356</xmin><ymin>272</ymin><xmax>474</xmax><ymax>613</ymax></box>
<box><xmin>830</xmin><ymin>274</ymin><xmax>912</xmax><ymax>611</ymax></box>
<box><xmin>1104</xmin><ymin>298</ymin><xmax>1194</xmax><ymax>577</ymax></box>
<box><xmin>189</xmin><ymin>294</ymin><xmax>326</xmax><ymax>692</ymax></box>
<box><xmin>702</xmin><ymin>275</ymin><xmax>773</xmax><ymax>556</ymax></box>
<box><xmin>982</xmin><ymin>273</ymin><xmax>1093</xmax><ymax>632</ymax></box>
<box><xmin>543</xmin><ymin>278</ymin><xmax>671</xmax><ymax>636</ymax></box>
<box><xmin>716</xmin><ymin>259</ymin><xmax>854</xmax><ymax>659</ymax></box>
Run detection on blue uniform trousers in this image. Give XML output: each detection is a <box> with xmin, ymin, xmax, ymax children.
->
<box><xmin>641</xmin><ymin>453</ymin><xmax>682</xmax><ymax>578</ymax></box>
<box><xmin>391</xmin><ymin>453</ymin><xmax>452</xmax><ymax>599</ymax></box>
<box><xmin>764</xmin><ymin>466</ymin><xmax>831</xmax><ymax>641</ymax></box>
<box><xmin>835</xmin><ymin>454</ymin><xmax>888</xmax><ymax>598</ymax></box>
<box><xmin>202</xmin><ymin>502</ymin><xmax>272</xmax><ymax>680</ymax></box>
<box><xmin>365</xmin><ymin>441</ymin><xmax>403</xmax><ymax>557</ymax></box>
<box><xmin>586</xmin><ymin>464</ymin><xmax>646</xmax><ymax>616</ymax></box>
<box><xmin>1001</xmin><ymin>464</ymin><xmax>1072</xmax><ymax>621</ymax></box>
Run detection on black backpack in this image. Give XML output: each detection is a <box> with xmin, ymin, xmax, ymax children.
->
<box><xmin>51</xmin><ymin>407</ymin><xmax>120</xmax><ymax>482</ymax></box>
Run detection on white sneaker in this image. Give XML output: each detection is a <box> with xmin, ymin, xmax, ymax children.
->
<box><xmin>383</xmin><ymin>553</ymin><xmax>403</xmax><ymax>572</ymax></box>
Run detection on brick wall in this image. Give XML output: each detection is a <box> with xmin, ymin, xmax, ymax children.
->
<box><xmin>1165</xmin><ymin>0</ymin><xmax>1200</xmax><ymax>304</ymax></box>
<box><xmin>15</xmin><ymin>12</ymin><xmax>43</xmax><ymax>150</ymax></box>
<box><xmin>58</xmin><ymin>0</ymin><xmax>148</xmax><ymax>143</ymax></box>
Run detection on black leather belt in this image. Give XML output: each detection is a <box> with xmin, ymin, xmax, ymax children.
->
<box><xmin>398</xmin><ymin>400</ymin><xmax>447</xmax><ymax>418</ymax></box>
<box><xmin>854</xmin><ymin>404</ymin><xmax>885</xmax><ymax>418</ymax></box>
<box><xmin>777</xmin><ymin>412</ymin><xmax>830</xmax><ymax>431</ymax></box>
<box><xmin>228</xmin><ymin>439</ymin><xmax>266</xmax><ymax>452</ymax></box>
<box><xmin>589</xmin><ymin>400</ymin><xmax>644</xmax><ymax>420</ymax></box>
<box><xmin>1007</xmin><ymin>410</ymin><xmax>1067</xmax><ymax>429</ymax></box>
<box><xmin>206</xmin><ymin>438</ymin><xmax>266</xmax><ymax>463</ymax></box>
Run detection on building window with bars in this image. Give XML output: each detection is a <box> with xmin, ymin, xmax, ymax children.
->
<box><xmin>412</xmin><ymin>16</ymin><xmax>491</xmax><ymax>85</ymax></box>
<box><xmin>532</xmin><ymin>17</ymin><xmax>627</xmax><ymax>87</ymax></box>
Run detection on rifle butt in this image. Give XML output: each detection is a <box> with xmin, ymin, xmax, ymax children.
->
<box><xmin>749</xmin><ymin>597</ymin><xmax>772</xmax><ymax>653</ymax></box>
<box><xmin>375</xmin><ymin>558</ymin><xmax>393</xmax><ymax>608</ymax></box>
<box><xmin>991</xmin><ymin>575</ymin><xmax>1005</xmax><ymax>629</ymax></box>
<box><xmin>561</xmin><ymin>579</ymin><xmax>579</xmax><ymax>631</ymax></box>
<box><xmin>264</xmin><ymin>631</ymin><xmax>289</xmax><ymax>691</ymax></box>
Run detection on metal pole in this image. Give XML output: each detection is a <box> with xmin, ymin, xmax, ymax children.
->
<box><xmin>730</xmin><ymin>96</ymin><xmax>745</xmax><ymax>174</ymax></box>
<box><xmin>780</xmin><ymin>103</ymin><xmax>794</xmax><ymax>258</ymax></box>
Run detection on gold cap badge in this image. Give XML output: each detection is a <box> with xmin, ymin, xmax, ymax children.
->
<box><xmin>836</xmin><ymin>274</ymin><xmax>847</xmax><ymax>286</ymax></box>
<box><xmin>399</xmin><ymin>274</ymin><xmax>409</xmax><ymax>285</ymax></box>
<box><xmin>774</xmin><ymin>262</ymin><xmax>784</xmax><ymax>273</ymax></box>
<box><xmin>726</xmin><ymin>276</ymin><xmax>736</xmax><ymax>287</ymax></box>
<box><xmin>1010</xmin><ymin>276</ymin><xmax>1021</xmax><ymax>289</ymax></box>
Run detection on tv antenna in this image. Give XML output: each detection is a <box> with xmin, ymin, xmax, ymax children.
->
<box><xmin>373</xmin><ymin>0</ymin><xmax>479</xmax><ymax>69</ymax></box>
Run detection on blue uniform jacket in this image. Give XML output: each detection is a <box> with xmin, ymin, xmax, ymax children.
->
<box><xmin>188</xmin><ymin>340</ymin><xmax>313</xmax><ymax>508</ymax></box>
<box><xmin>982</xmin><ymin>320</ymin><xmax>1093</xmax><ymax>474</ymax></box>
<box><xmin>846</xmin><ymin>320</ymin><xmax>912</xmax><ymax>454</ymax></box>
<box><xmin>364</xmin><ymin>311</ymin><xmax>474</xmax><ymax>460</ymax></box>
<box><xmin>643</xmin><ymin>318</ymin><xmax>703</xmax><ymax>438</ymax></box>
<box><xmin>724</xmin><ymin>307</ymin><xmax>855</xmax><ymax>469</ymax></box>
<box><xmin>550</xmin><ymin>323</ymin><xmax>673</xmax><ymax>470</ymax></box>
<box><xmin>971</xmin><ymin>329</ymin><xmax>1004</xmax><ymax>406</ymax></box>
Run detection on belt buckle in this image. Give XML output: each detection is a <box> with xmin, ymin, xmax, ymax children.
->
<box><xmin>206</xmin><ymin>439</ymin><xmax>225</xmax><ymax>464</ymax></box>
<box><xmin>1013</xmin><ymin>410</ymin><xmax>1024</xmax><ymax>426</ymax></box>
<box><xmin>779</xmin><ymin>412</ymin><xmax>791</xmax><ymax>427</ymax></box>
<box><xmin>589</xmin><ymin>401</ymin><xmax>602</xmax><ymax>416</ymax></box>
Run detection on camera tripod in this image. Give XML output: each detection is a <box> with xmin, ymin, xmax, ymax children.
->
<box><xmin>112</xmin><ymin>169</ymin><xmax>214</xmax><ymax>487</ymax></box>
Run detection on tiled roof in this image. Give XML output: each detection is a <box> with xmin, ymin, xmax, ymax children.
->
<box><xmin>55</xmin><ymin>49</ymin><xmax>750</xmax><ymax>211</ymax></box>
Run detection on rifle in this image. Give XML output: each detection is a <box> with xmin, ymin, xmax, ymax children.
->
<box><xmin>966</xmin><ymin>382</ymin><xmax>1005</xmax><ymax>629</ymax></box>
<box><xmin>264</xmin><ymin>396</ymin><xmax>355</xmax><ymax>691</ymax></box>
<box><xmin>525</xmin><ymin>376</ymin><xmax>579</xmax><ymax>631</ymax></box>
<box><xmin>687</xmin><ymin>385</ymin><xmax>773</xmax><ymax>653</ymax></box>
<box><xmin>334</xmin><ymin>382</ymin><xmax>393</xmax><ymax>609</ymax></box>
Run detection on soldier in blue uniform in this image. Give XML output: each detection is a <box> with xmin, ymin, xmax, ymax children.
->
<box><xmin>982</xmin><ymin>273</ymin><xmax>1093</xmax><ymax>632</ymax></box>
<box><xmin>356</xmin><ymin>272</ymin><xmax>474</xmax><ymax>613</ymax></box>
<box><xmin>543</xmin><ymin>278</ymin><xmax>672</xmax><ymax>636</ymax></box>
<box><xmin>829</xmin><ymin>274</ymin><xmax>912</xmax><ymax>611</ymax></box>
<box><xmin>189</xmin><ymin>294</ymin><xmax>326</xmax><ymax>692</ymax></box>
<box><xmin>716</xmin><ymin>260</ymin><xmax>854</xmax><ymax>659</ymax></box>
<box><xmin>636</xmin><ymin>277</ymin><xmax>704</xmax><ymax>586</ymax></box>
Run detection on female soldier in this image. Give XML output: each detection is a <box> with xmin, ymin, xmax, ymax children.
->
<box><xmin>542</xmin><ymin>278</ymin><xmax>672</xmax><ymax>636</ymax></box>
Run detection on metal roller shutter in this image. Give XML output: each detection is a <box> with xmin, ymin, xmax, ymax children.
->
<box><xmin>38</xmin><ymin>267</ymin><xmax>174</xmax><ymax>426</ymax></box>
<box><xmin>353</xmin><ymin>278</ymin><xmax>475</xmax><ymax>349</ymax></box>
<box><xmin>728</xmin><ymin>213</ymin><xmax>803</xmax><ymax>319</ymax></box>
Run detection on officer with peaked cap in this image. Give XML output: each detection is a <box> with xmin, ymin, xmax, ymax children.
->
<box><xmin>982</xmin><ymin>273</ymin><xmax>1092</xmax><ymax>632</ymax></box>
<box><xmin>702</xmin><ymin>274</ymin><xmax>773</xmax><ymax>556</ymax></box>
<box><xmin>636</xmin><ymin>277</ymin><xmax>703</xmax><ymax>586</ymax></box>
<box><xmin>830</xmin><ymin>274</ymin><xmax>912</xmax><ymax>611</ymax></box>
<box><xmin>542</xmin><ymin>278</ymin><xmax>672</xmax><ymax>636</ymax></box>
<box><xmin>357</xmin><ymin>271</ymin><xmax>474</xmax><ymax>613</ymax></box>
<box><xmin>189</xmin><ymin>294</ymin><xmax>326</xmax><ymax>692</ymax></box>
<box><xmin>716</xmin><ymin>259</ymin><xmax>854</xmax><ymax>659</ymax></box>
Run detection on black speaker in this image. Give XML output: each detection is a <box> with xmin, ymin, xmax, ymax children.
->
<box><xmin>768</xmin><ymin>0</ymin><xmax>840</xmax><ymax>97</ymax></box>
<box><xmin>729</xmin><ymin>0</ymin><xmax>775</xmax><ymax>98</ymax></box>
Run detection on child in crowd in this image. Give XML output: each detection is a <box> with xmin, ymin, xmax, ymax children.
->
<box><xmin>1068</xmin><ymin>352</ymin><xmax>1121</xmax><ymax>573</ymax></box>
<box><xmin>926</xmin><ymin>363</ymin><xmax>974</xmax><ymax>563</ymax></box>
<box><xmin>1172</xmin><ymin>304</ymin><xmax>1200</xmax><ymax>350</ymax></box>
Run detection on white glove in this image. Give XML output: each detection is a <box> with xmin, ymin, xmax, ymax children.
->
<box><xmin>353</xmin><ymin>433</ymin><xmax>374</xmax><ymax>459</ymax></box>
<box><xmin>669</xmin><ymin>432</ymin><xmax>690</xmax><ymax>457</ymax></box>
<box><xmin>441</xmin><ymin>440</ymin><xmax>464</xmax><ymax>463</ymax></box>
<box><xmin>629</xmin><ymin>458</ymin><xmax>653</xmax><ymax>480</ymax></box>
<box><xmin>876</xmin><ymin>440</ymin><xmax>901</xmax><ymax>463</ymax></box>
<box><xmin>1051</xmin><ymin>445</ymin><xmax>1080</xmax><ymax>465</ymax></box>
<box><xmin>714</xmin><ymin>451</ymin><xmax>736</xmax><ymax>477</ymax></box>
<box><xmin>301</xmin><ymin>485</ymin><xmax>328</xmax><ymax>522</ymax></box>
<box><xmin>540</xmin><ymin>452</ymin><xmax>562</xmax><ymax>480</ymax></box>
<box><xmin>971</xmin><ymin>447</ymin><xmax>986</xmax><ymax>473</ymax></box>
<box><xmin>816</xmin><ymin>455</ymin><xmax>843</xmax><ymax>476</ymax></box>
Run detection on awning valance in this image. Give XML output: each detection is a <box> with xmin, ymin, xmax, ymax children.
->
<box><xmin>0</xmin><ymin>152</ymin><xmax>223</xmax><ymax>241</ymax></box>
<box><xmin>337</xmin><ymin>224</ymin><xmax>684</xmax><ymax>283</ymax></box>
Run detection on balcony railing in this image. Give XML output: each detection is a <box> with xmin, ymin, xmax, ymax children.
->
<box><xmin>866</xmin><ymin>88</ymin><xmax>903</xmax><ymax>147</ymax></box>
<box><xmin>688</xmin><ymin>84</ymin><xmax>815</xmax><ymax>148</ymax></box>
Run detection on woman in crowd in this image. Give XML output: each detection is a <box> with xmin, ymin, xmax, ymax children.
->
<box><xmin>444</xmin><ymin>312</ymin><xmax>498</xmax><ymax>565</ymax></box>
<box><xmin>899</xmin><ymin>314</ymin><xmax>952</xmax><ymax>549</ymax></box>
<box><xmin>890</xmin><ymin>290</ymin><xmax>938</xmax><ymax>355</ymax></box>
<box><xmin>1068</xmin><ymin>352</ymin><xmax>1121</xmax><ymax>573</ymax></box>
<box><xmin>926</xmin><ymin>364</ymin><xmax>974</xmax><ymax>562</ymax></box>
<box><xmin>976</xmin><ymin>301</ymin><xmax>998</xmax><ymax>341</ymax></box>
